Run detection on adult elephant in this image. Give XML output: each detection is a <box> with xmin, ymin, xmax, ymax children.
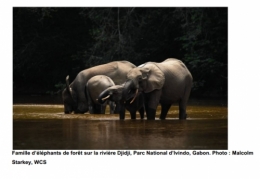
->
<box><xmin>97</xmin><ymin>85</ymin><xmax>145</xmax><ymax>120</ymax></box>
<box><xmin>123</xmin><ymin>58</ymin><xmax>193</xmax><ymax>120</ymax></box>
<box><xmin>86</xmin><ymin>75</ymin><xmax>116</xmax><ymax>114</ymax></box>
<box><xmin>62</xmin><ymin>61</ymin><xmax>136</xmax><ymax>114</ymax></box>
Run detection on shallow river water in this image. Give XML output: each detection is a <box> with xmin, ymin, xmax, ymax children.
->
<box><xmin>13</xmin><ymin>98</ymin><xmax>227</xmax><ymax>150</ymax></box>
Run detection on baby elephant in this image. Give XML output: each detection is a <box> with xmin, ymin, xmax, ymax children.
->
<box><xmin>97</xmin><ymin>85</ymin><xmax>145</xmax><ymax>120</ymax></box>
<box><xmin>85</xmin><ymin>75</ymin><xmax>116</xmax><ymax>114</ymax></box>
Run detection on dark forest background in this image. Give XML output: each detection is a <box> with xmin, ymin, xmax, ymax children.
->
<box><xmin>13</xmin><ymin>7</ymin><xmax>227</xmax><ymax>99</ymax></box>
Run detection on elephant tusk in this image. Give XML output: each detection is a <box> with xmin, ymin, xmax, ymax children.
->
<box><xmin>130</xmin><ymin>89</ymin><xmax>138</xmax><ymax>104</ymax></box>
<box><xmin>102</xmin><ymin>95</ymin><xmax>110</xmax><ymax>101</ymax></box>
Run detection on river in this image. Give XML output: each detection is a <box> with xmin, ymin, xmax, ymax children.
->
<box><xmin>13</xmin><ymin>96</ymin><xmax>227</xmax><ymax>150</ymax></box>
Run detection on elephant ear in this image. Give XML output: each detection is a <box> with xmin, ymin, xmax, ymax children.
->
<box><xmin>141</xmin><ymin>63</ymin><xmax>165</xmax><ymax>93</ymax></box>
<box><xmin>66</xmin><ymin>75</ymin><xmax>73</xmax><ymax>97</ymax></box>
<box><xmin>65</xmin><ymin>75</ymin><xmax>77</xmax><ymax>103</ymax></box>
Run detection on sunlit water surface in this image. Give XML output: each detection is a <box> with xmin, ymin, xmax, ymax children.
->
<box><xmin>13</xmin><ymin>100</ymin><xmax>227</xmax><ymax>149</ymax></box>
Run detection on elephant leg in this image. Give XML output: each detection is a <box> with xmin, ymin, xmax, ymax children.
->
<box><xmin>144</xmin><ymin>94</ymin><xmax>149</xmax><ymax>118</ymax></box>
<box><xmin>101</xmin><ymin>104</ymin><xmax>106</xmax><ymax>114</ymax></box>
<box><xmin>144</xmin><ymin>90</ymin><xmax>161</xmax><ymax>120</ymax></box>
<box><xmin>88</xmin><ymin>106</ymin><xmax>94</xmax><ymax>114</ymax></box>
<box><xmin>109</xmin><ymin>101</ymin><xmax>115</xmax><ymax>114</ymax></box>
<box><xmin>139</xmin><ymin>106</ymin><xmax>145</xmax><ymax>119</ymax></box>
<box><xmin>94</xmin><ymin>103</ymin><xmax>104</xmax><ymax>114</ymax></box>
<box><xmin>146</xmin><ymin>108</ymin><xmax>156</xmax><ymax>120</ymax></box>
<box><xmin>93</xmin><ymin>104</ymin><xmax>100</xmax><ymax>113</ymax></box>
<box><xmin>178</xmin><ymin>99</ymin><xmax>187</xmax><ymax>120</ymax></box>
<box><xmin>130</xmin><ymin>111</ymin><xmax>136</xmax><ymax>120</ymax></box>
<box><xmin>114</xmin><ymin>102</ymin><xmax>120</xmax><ymax>114</ymax></box>
<box><xmin>89</xmin><ymin>106</ymin><xmax>94</xmax><ymax>114</ymax></box>
<box><xmin>87</xmin><ymin>91</ymin><xmax>94</xmax><ymax>114</ymax></box>
<box><xmin>178</xmin><ymin>86</ymin><xmax>191</xmax><ymax>120</ymax></box>
<box><xmin>74</xmin><ymin>99</ymin><xmax>89</xmax><ymax>113</ymax></box>
<box><xmin>143</xmin><ymin>94</ymin><xmax>153</xmax><ymax>120</ymax></box>
<box><xmin>88</xmin><ymin>100</ymin><xmax>94</xmax><ymax>114</ymax></box>
<box><xmin>119</xmin><ymin>105</ymin><xmax>126</xmax><ymax>120</ymax></box>
<box><xmin>160</xmin><ymin>103</ymin><xmax>171</xmax><ymax>120</ymax></box>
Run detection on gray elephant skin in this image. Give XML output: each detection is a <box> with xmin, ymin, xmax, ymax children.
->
<box><xmin>97</xmin><ymin>85</ymin><xmax>145</xmax><ymax>120</ymax></box>
<box><xmin>62</xmin><ymin>61</ymin><xmax>136</xmax><ymax>114</ymax></box>
<box><xmin>123</xmin><ymin>58</ymin><xmax>193</xmax><ymax>120</ymax></box>
<box><xmin>86</xmin><ymin>75</ymin><xmax>116</xmax><ymax>114</ymax></box>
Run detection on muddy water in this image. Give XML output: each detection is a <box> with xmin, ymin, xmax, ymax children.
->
<box><xmin>13</xmin><ymin>100</ymin><xmax>227</xmax><ymax>150</ymax></box>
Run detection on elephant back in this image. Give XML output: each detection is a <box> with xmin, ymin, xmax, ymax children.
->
<box><xmin>162</xmin><ymin>58</ymin><xmax>191</xmax><ymax>74</ymax></box>
<box><xmin>73</xmin><ymin>61</ymin><xmax>135</xmax><ymax>90</ymax></box>
<box><xmin>71</xmin><ymin>61</ymin><xmax>136</xmax><ymax>107</ymax></box>
<box><xmin>159</xmin><ymin>58</ymin><xmax>193</xmax><ymax>101</ymax></box>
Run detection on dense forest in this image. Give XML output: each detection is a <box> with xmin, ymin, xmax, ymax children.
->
<box><xmin>13</xmin><ymin>7</ymin><xmax>227</xmax><ymax>98</ymax></box>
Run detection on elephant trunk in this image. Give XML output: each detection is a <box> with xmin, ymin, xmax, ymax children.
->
<box><xmin>98</xmin><ymin>89</ymin><xmax>111</xmax><ymax>104</ymax></box>
<box><xmin>123</xmin><ymin>80</ymin><xmax>138</xmax><ymax>101</ymax></box>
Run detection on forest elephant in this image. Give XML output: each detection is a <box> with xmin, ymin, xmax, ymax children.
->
<box><xmin>97</xmin><ymin>84</ymin><xmax>145</xmax><ymax>120</ymax></box>
<box><xmin>86</xmin><ymin>75</ymin><xmax>116</xmax><ymax>114</ymax></box>
<box><xmin>122</xmin><ymin>58</ymin><xmax>193</xmax><ymax>120</ymax></box>
<box><xmin>62</xmin><ymin>61</ymin><xmax>136</xmax><ymax>114</ymax></box>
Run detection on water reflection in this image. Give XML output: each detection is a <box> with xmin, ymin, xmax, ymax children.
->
<box><xmin>13</xmin><ymin>102</ymin><xmax>227</xmax><ymax>150</ymax></box>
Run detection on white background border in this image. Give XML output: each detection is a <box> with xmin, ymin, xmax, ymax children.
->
<box><xmin>2</xmin><ymin>0</ymin><xmax>260</xmax><ymax>178</ymax></box>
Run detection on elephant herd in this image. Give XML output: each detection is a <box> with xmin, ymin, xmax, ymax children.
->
<box><xmin>62</xmin><ymin>58</ymin><xmax>193</xmax><ymax>120</ymax></box>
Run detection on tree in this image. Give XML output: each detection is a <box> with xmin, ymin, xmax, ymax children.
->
<box><xmin>13</xmin><ymin>7</ymin><xmax>227</xmax><ymax>98</ymax></box>
<box><xmin>13</xmin><ymin>8</ymin><xmax>94</xmax><ymax>93</ymax></box>
<box><xmin>175</xmin><ymin>8</ymin><xmax>227</xmax><ymax>97</ymax></box>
